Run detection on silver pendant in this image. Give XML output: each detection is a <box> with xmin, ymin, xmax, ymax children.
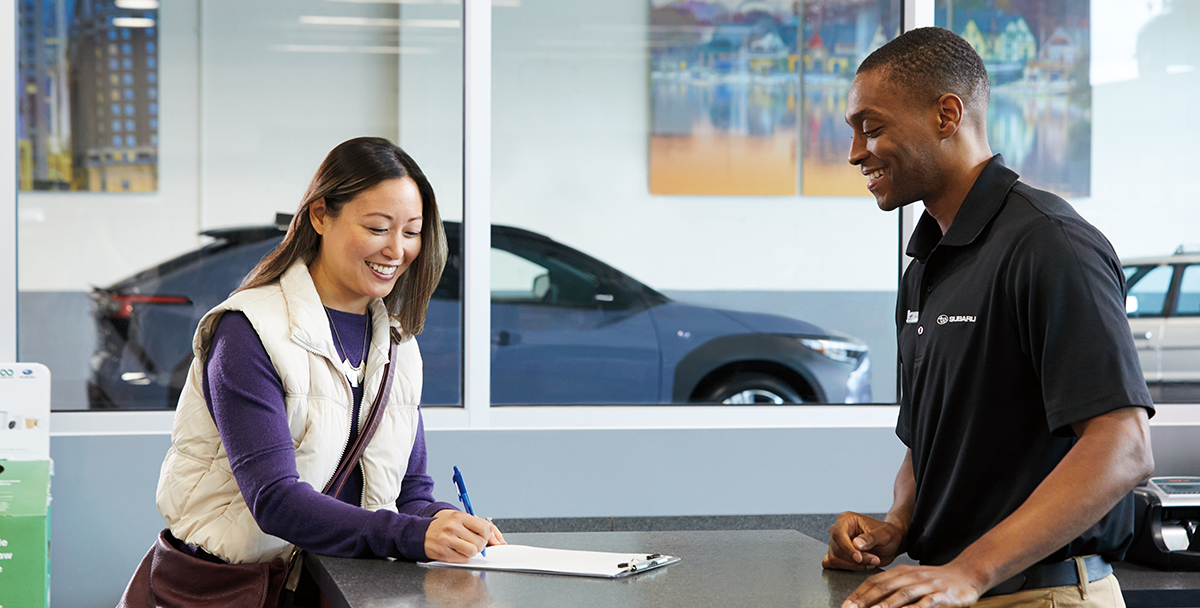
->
<box><xmin>340</xmin><ymin>358</ymin><xmax>365</xmax><ymax>388</ymax></box>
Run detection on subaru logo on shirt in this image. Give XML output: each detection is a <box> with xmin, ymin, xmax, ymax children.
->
<box><xmin>937</xmin><ymin>314</ymin><xmax>977</xmax><ymax>325</ymax></box>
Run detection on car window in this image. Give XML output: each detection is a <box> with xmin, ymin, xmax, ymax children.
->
<box><xmin>1176</xmin><ymin>264</ymin><xmax>1200</xmax><ymax>316</ymax></box>
<box><xmin>493</xmin><ymin>237</ymin><xmax>601</xmax><ymax>309</ymax></box>
<box><xmin>1126</xmin><ymin>265</ymin><xmax>1174</xmax><ymax>317</ymax></box>
<box><xmin>492</xmin><ymin>249</ymin><xmax>551</xmax><ymax>302</ymax></box>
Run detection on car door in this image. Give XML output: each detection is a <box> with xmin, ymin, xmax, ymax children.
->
<box><xmin>490</xmin><ymin>232</ymin><xmax>661</xmax><ymax>405</ymax></box>
<box><xmin>1125</xmin><ymin>264</ymin><xmax>1173</xmax><ymax>399</ymax></box>
<box><xmin>1160</xmin><ymin>263</ymin><xmax>1200</xmax><ymax>402</ymax></box>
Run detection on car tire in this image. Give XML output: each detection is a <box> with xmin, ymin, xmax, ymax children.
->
<box><xmin>697</xmin><ymin>372</ymin><xmax>808</xmax><ymax>405</ymax></box>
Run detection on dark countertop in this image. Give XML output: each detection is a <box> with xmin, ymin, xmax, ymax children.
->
<box><xmin>308</xmin><ymin>530</ymin><xmax>1200</xmax><ymax>608</ymax></box>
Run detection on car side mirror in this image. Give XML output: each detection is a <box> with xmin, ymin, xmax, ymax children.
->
<box><xmin>1126</xmin><ymin>295</ymin><xmax>1140</xmax><ymax>314</ymax></box>
<box><xmin>532</xmin><ymin>274</ymin><xmax>551</xmax><ymax>300</ymax></box>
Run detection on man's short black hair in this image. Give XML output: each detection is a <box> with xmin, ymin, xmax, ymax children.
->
<box><xmin>858</xmin><ymin>26</ymin><xmax>990</xmax><ymax>120</ymax></box>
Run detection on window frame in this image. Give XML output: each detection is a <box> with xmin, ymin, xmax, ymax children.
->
<box><xmin>13</xmin><ymin>0</ymin><xmax>1197</xmax><ymax>435</ymax></box>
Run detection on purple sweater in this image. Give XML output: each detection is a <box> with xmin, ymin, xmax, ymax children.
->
<box><xmin>200</xmin><ymin>308</ymin><xmax>457</xmax><ymax>562</ymax></box>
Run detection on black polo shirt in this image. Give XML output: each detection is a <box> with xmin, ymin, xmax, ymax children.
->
<box><xmin>896</xmin><ymin>155</ymin><xmax>1154</xmax><ymax>566</ymax></box>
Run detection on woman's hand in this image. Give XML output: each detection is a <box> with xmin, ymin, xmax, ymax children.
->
<box><xmin>426</xmin><ymin>510</ymin><xmax>505</xmax><ymax>562</ymax></box>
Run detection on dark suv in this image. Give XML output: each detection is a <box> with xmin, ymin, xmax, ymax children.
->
<box><xmin>89</xmin><ymin>217</ymin><xmax>871</xmax><ymax>408</ymax></box>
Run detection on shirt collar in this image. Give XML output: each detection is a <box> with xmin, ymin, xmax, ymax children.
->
<box><xmin>905</xmin><ymin>154</ymin><xmax>1020</xmax><ymax>263</ymax></box>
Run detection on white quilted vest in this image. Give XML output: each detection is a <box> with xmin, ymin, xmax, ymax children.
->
<box><xmin>156</xmin><ymin>262</ymin><xmax>423</xmax><ymax>564</ymax></box>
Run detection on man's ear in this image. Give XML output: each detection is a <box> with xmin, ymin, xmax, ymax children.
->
<box><xmin>935</xmin><ymin>93</ymin><xmax>964</xmax><ymax>140</ymax></box>
<box><xmin>309</xmin><ymin>198</ymin><xmax>328</xmax><ymax>236</ymax></box>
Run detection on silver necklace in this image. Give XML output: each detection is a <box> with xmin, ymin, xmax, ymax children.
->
<box><xmin>325</xmin><ymin>307</ymin><xmax>369</xmax><ymax>388</ymax></box>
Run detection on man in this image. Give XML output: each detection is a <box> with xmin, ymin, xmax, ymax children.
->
<box><xmin>824</xmin><ymin>27</ymin><xmax>1155</xmax><ymax>608</ymax></box>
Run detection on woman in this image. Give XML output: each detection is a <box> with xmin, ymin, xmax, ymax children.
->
<box><xmin>152</xmin><ymin>137</ymin><xmax>502</xmax><ymax>604</ymax></box>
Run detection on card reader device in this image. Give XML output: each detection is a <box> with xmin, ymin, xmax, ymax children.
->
<box><xmin>1128</xmin><ymin>477</ymin><xmax>1200</xmax><ymax>571</ymax></box>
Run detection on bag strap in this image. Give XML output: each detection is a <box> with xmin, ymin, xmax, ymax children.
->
<box><xmin>322</xmin><ymin>328</ymin><xmax>402</xmax><ymax>498</ymax></box>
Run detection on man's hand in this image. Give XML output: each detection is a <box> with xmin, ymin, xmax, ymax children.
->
<box><xmin>424</xmin><ymin>510</ymin><xmax>502</xmax><ymax>563</ymax></box>
<box><xmin>841</xmin><ymin>563</ymin><xmax>984</xmax><ymax>608</ymax></box>
<box><xmin>823</xmin><ymin>511</ymin><xmax>906</xmax><ymax>570</ymax></box>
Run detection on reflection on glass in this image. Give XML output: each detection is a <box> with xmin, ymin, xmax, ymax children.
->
<box><xmin>937</xmin><ymin>0</ymin><xmax>1091</xmax><ymax>197</ymax></box>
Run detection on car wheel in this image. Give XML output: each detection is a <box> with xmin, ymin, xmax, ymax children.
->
<box><xmin>698</xmin><ymin>372</ymin><xmax>807</xmax><ymax>405</ymax></box>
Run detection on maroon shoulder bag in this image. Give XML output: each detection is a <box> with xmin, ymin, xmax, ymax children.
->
<box><xmin>118</xmin><ymin>334</ymin><xmax>401</xmax><ymax>608</ymax></box>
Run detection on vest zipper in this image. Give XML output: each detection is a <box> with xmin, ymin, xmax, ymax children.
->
<box><xmin>290</xmin><ymin>332</ymin><xmax>356</xmax><ymax>499</ymax></box>
<box><xmin>291</xmin><ymin>329</ymin><xmax>392</xmax><ymax>508</ymax></box>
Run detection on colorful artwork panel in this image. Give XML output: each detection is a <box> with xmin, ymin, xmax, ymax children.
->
<box><xmin>649</xmin><ymin>0</ymin><xmax>800</xmax><ymax>195</ymax></box>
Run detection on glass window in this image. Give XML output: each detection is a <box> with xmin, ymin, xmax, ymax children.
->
<box><xmin>1177</xmin><ymin>265</ymin><xmax>1200</xmax><ymax>316</ymax></box>
<box><xmin>109</xmin><ymin>58</ymin><xmax>119</xmax><ymax>70</ymax></box>
<box><xmin>492</xmin><ymin>249</ymin><xmax>551</xmax><ymax>303</ymax></box>
<box><xmin>485</xmin><ymin>0</ymin><xmax>898</xmax><ymax>405</ymax></box>
<box><xmin>123</xmin><ymin>73</ymin><xmax>133</xmax><ymax>85</ymax></box>
<box><xmin>18</xmin><ymin>0</ymin><xmax>464</xmax><ymax>411</ymax></box>
<box><xmin>147</xmin><ymin>57</ymin><xmax>156</xmax><ymax>69</ymax></box>
<box><xmin>1126</xmin><ymin>265</ymin><xmax>1174</xmax><ymax>317</ymax></box>
<box><xmin>122</xmin><ymin>57</ymin><xmax>132</xmax><ymax>70</ymax></box>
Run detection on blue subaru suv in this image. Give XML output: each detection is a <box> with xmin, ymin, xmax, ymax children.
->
<box><xmin>88</xmin><ymin>217</ymin><xmax>871</xmax><ymax>408</ymax></box>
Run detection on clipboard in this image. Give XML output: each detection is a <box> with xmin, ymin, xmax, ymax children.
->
<box><xmin>418</xmin><ymin>544</ymin><xmax>681</xmax><ymax>578</ymax></box>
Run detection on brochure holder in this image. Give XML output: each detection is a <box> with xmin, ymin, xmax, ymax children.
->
<box><xmin>0</xmin><ymin>362</ymin><xmax>52</xmax><ymax>607</ymax></box>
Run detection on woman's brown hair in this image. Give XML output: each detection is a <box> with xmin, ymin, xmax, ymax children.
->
<box><xmin>238</xmin><ymin>137</ymin><xmax>447</xmax><ymax>338</ymax></box>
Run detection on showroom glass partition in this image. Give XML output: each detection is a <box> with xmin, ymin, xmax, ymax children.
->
<box><xmin>487</xmin><ymin>0</ymin><xmax>902</xmax><ymax>407</ymax></box>
<box><xmin>16</xmin><ymin>0</ymin><xmax>1200</xmax><ymax>422</ymax></box>
<box><xmin>931</xmin><ymin>0</ymin><xmax>1200</xmax><ymax>405</ymax></box>
<box><xmin>16</xmin><ymin>0</ymin><xmax>465</xmax><ymax>411</ymax></box>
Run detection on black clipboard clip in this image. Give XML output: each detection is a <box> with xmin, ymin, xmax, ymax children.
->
<box><xmin>616</xmin><ymin>553</ymin><xmax>674</xmax><ymax>574</ymax></box>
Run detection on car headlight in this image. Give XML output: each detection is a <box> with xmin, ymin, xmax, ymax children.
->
<box><xmin>798</xmin><ymin>337</ymin><xmax>867</xmax><ymax>363</ymax></box>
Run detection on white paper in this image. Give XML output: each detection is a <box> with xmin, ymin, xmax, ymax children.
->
<box><xmin>419</xmin><ymin>544</ymin><xmax>679</xmax><ymax>578</ymax></box>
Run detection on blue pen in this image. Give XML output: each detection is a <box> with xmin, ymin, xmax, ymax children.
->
<box><xmin>452</xmin><ymin>466</ymin><xmax>485</xmax><ymax>556</ymax></box>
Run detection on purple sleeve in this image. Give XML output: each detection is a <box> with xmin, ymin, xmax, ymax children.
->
<box><xmin>203</xmin><ymin>311</ymin><xmax>435</xmax><ymax>560</ymax></box>
<box><xmin>397</xmin><ymin>413</ymin><xmax>460</xmax><ymax>518</ymax></box>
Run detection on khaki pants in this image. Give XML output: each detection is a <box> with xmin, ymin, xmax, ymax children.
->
<box><xmin>975</xmin><ymin>573</ymin><xmax>1125</xmax><ymax>608</ymax></box>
